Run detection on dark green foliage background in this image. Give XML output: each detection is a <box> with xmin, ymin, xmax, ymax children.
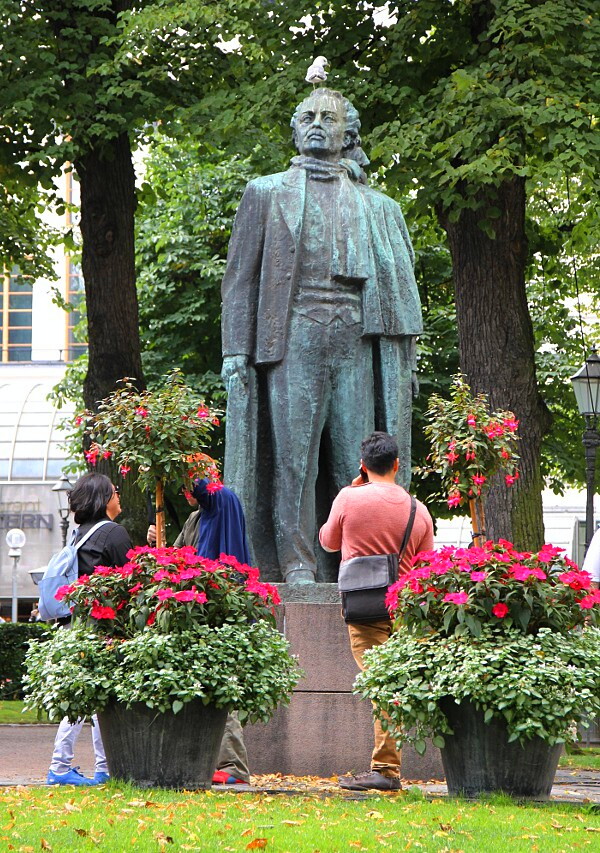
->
<box><xmin>0</xmin><ymin>623</ymin><xmax>48</xmax><ymax>700</ymax></box>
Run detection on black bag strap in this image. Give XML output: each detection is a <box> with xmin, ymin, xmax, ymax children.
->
<box><xmin>398</xmin><ymin>495</ymin><xmax>417</xmax><ymax>562</ymax></box>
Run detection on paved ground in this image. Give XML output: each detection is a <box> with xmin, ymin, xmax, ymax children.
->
<box><xmin>1</xmin><ymin>724</ymin><xmax>599</xmax><ymax>804</ymax></box>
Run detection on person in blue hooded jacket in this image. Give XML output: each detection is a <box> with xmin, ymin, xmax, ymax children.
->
<box><xmin>147</xmin><ymin>479</ymin><xmax>251</xmax><ymax>785</ymax></box>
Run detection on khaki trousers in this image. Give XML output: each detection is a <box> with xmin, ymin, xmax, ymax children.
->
<box><xmin>217</xmin><ymin>712</ymin><xmax>250</xmax><ymax>783</ymax></box>
<box><xmin>347</xmin><ymin>618</ymin><xmax>401</xmax><ymax>778</ymax></box>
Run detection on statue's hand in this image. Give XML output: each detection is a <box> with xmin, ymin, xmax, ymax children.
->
<box><xmin>222</xmin><ymin>354</ymin><xmax>249</xmax><ymax>386</ymax></box>
<box><xmin>411</xmin><ymin>370</ymin><xmax>420</xmax><ymax>399</ymax></box>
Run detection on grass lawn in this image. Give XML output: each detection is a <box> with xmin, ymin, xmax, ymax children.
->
<box><xmin>0</xmin><ymin>700</ymin><xmax>48</xmax><ymax>724</ymax></box>
<box><xmin>560</xmin><ymin>747</ymin><xmax>600</xmax><ymax>772</ymax></box>
<box><xmin>0</xmin><ymin>784</ymin><xmax>598</xmax><ymax>852</ymax></box>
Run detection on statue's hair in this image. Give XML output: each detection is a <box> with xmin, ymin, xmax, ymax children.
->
<box><xmin>290</xmin><ymin>88</ymin><xmax>361</xmax><ymax>153</ymax></box>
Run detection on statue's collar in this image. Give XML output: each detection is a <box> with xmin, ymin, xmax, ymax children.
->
<box><xmin>290</xmin><ymin>155</ymin><xmax>363</xmax><ymax>182</ymax></box>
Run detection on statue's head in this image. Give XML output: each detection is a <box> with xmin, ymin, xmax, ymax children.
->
<box><xmin>290</xmin><ymin>88</ymin><xmax>361</xmax><ymax>162</ymax></box>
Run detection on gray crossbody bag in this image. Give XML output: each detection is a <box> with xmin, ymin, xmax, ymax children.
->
<box><xmin>338</xmin><ymin>495</ymin><xmax>417</xmax><ymax>624</ymax></box>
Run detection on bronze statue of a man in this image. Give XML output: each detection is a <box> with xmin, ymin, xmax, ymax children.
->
<box><xmin>221</xmin><ymin>87</ymin><xmax>422</xmax><ymax>583</ymax></box>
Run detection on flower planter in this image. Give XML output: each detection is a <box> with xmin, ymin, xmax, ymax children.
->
<box><xmin>98</xmin><ymin>699</ymin><xmax>228</xmax><ymax>789</ymax></box>
<box><xmin>439</xmin><ymin>698</ymin><xmax>562</xmax><ymax>799</ymax></box>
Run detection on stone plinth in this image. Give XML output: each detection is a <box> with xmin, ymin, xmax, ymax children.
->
<box><xmin>244</xmin><ymin>584</ymin><xmax>444</xmax><ymax>781</ymax></box>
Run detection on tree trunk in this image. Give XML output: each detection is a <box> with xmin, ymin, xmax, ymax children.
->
<box><xmin>75</xmin><ymin>132</ymin><xmax>145</xmax><ymax>409</ymax></box>
<box><xmin>439</xmin><ymin>177</ymin><xmax>551</xmax><ymax>549</ymax></box>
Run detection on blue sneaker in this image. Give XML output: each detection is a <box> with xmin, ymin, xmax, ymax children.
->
<box><xmin>92</xmin><ymin>771</ymin><xmax>110</xmax><ymax>784</ymax></box>
<box><xmin>47</xmin><ymin>766</ymin><xmax>94</xmax><ymax>786</ymax></box>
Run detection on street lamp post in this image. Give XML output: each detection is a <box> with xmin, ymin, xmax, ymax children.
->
<box><xmin>570</xmin><ymin>350</ymin><xmax>600</xmax><ymax>554</ymax></box>
<box><xmin>52</xmin><ymin>473</ymin><xmax>73</xmax><ymax>547</ymax></box>
<box><xmin>6</xmin><ymin>528</ymin><xmax>26</xmax><ymax>623</ymax></box>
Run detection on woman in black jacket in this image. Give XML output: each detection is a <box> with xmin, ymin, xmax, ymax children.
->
<box><xmin>47</xmin><ymin>473</ymin><xmax>132</xmax><ymax>786</ymax></box>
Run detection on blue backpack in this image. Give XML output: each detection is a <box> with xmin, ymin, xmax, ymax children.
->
<box><xmin>38</xmin><ymin>520</ymin><xmax>112</xmax><ymax>621</ymax></box>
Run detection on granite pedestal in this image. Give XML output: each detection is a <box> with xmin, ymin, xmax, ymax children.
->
<box><xmin>244</xmin><ymin>584</ymin><xmax>444</xmax><ymax>781</ymax></box>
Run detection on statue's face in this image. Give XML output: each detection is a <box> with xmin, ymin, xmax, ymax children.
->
<box><xmin>295</xmin><ymin>94</ymin><xmax>345</xmax><ymax>161</ymax></box>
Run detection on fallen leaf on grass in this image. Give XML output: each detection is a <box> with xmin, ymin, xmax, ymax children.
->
<box><xmin>74</xmin><ymin>829</ymin><xmax>88</xmax><ymax>837</ymax></box>
<box><xmin>585</xmin><ymin>827</ymin><xmax>600</xmax><ymax>832</ymax></box>
<box><xmin>366</xmin><ymin>811</ymin><xmax>384</xmax><ymax>820</ymax></box>
<box><xmin>40</xmin><ymin>840</ymin><xmax>52</xmax><ymax>850</ymax></box>
<box><xmin>281</xmin><ymin>820</ymin><xmax>303</xmax><ymax>826</ymax></box>
<box><xmin>246</xmin><ymin>839</ymin><xmax>268</xmax><ymax>850</ymax></box>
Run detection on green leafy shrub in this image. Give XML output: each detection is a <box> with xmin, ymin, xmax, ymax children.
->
<box><xmin>0</xmin><ymin>623</ymin><xmax>48</xmax><ymax>699</ymax></box>
<box><xmin>355</xmin><ymin>627</ymin><xmax>600</xmax><ymax>755</ymax></box>
<box><xmin>24</xmin><ymin>547</ymin><xmax>301</xmax><ymax>724</ymax></box>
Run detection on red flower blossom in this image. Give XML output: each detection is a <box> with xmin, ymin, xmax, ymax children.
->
<box><xmin>206</xmin><ymin>480</ymin><xmax>224</xmax><ymax>494</ymax></box>
<box><xmin>211</xmin><ymin>417</ymin><xmax>220</xmax><ymax>426</ymax></box>
<box><xmin>558</xmin><ymin>571</ymin><xmax>592</xmax><ymax>591</ymax></box>
<box><xmin>119</xmin><ymin>464</ymin><xmax>131</xmax><ymax>476</ymax></box>
<box><xmin>446</xmin><ymin>450</ymin><xmax>459</xmax><ymax>464</ymax></box>
<box><xmin>90</xmin><ymin>603</ymin><xmax>117</xmax><ymax>620</ymax></box>
<box><xmin>492</xmin><ymin>602</ymin><xmax>509</xmax><ymax>618</ymax></box>
<box><xmin>467</xmin><ymin>414</ymin><xmax>477</xmax><ymax>427</ymax></box>
<box><xmin>146</xmin><ymin>611</ymin><xmax>157</xmax><ymax>626</ymax></box>
<box><xmin>472</xmin><ymin>474</ymin><xmax>486</xmax><ymax>486</ymax></box>
<box><xmin>84</xmin><ymin>448</ymin><xmax>99</xmax><ymax>466</ymax></box>
<box><xmin>134</xmin><ymin>407</ymin><xmax>149</xmax><ymax>418</ymax></box>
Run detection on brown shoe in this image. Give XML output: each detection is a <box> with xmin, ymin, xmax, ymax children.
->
<box><xmin>338</xmin><ymin>770</ymin><xmax>401</xmax><ymax>791</ymax></box>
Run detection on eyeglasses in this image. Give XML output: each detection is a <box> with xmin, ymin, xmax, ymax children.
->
<box><xmin>113</xmin><ymin>486</ymin><xmax>120</xmax><ymax>496</ymax></box>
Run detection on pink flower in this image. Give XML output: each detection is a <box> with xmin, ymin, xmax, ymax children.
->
<box><xmin>447</xmin><ymin>491</ymin><xmax>462</xmax><ymax>509</ymax></box>
<box><xmin>467</xmin><ymin>414</ymin><xmax>476</xmax><ymax>427</ymax></box>
<box><xmin>173</xmin><ymin>589</ymin><xmax>197</xmax><ymax>602</ymax></box>
<box><xmin>135</xmin><ymin>407</ymin><xmax>149</xmax><ymax>418</ymax></box>
<box><xmin>500</xmin><ymin>449</ymin><xmax>511</xmax><ymax>459</ymax></box>
<box><xmin>155</xmin><ymin>589</ymin><xmax>174</xmax><ymax>601</ymax></box>
<box><xmin>446</xmin><ymin>451</ymin><xmax>459</xmax><ymax>464</ymax></box>
<box><xmin>120</xmin><ymin>464</ymin><xmax>131</xmax><ymax>476</ymax></box>
<box><xmin>465</xmin><ymin>450</ymin><xmax>476</xmax><ymax>461</ymax></box>
<box><xmin>483</xmin><ymin>422</ymin><xmax>504</xmax><ymax>438</ymax></box>
<box><xmin>492</xmin><ymin>602</ymin><xmax>509</xmax><ymax>618</ymax></box>
<box><xmin>206</xmin><ymin>480</ymin><xmax>224</xmax><ymax>494</ymax></box>
<box><xmin>74</xmin><ymin>415</ymin><xmax>83</xmax><ymax>426</ymax></box>
<box><xmin>55</xmin><ymin>585</ymin><xmax>74</xmax><ymax>601</ymax></box>
<box><xmin>470</xmin><ymin>571</ymin><xmax>487</xmax><ymax>582</ymax></box>
<box><xmin>197</xmin><ymin>405</ymin><xmax>210</xmax><ymax>419</ymax></box>
<box><xmin>102</xmin><ymin>450</ymin><xmax>112</xmax><ymax>459</ymax></box>
<box><xmin>503</xmin><ymin>417</ymin><xmax>519</xmax><ymax>432</ymax></box>
<box><xmin>443</xmin><ymin>591</ymin><xmax>468</xmax><ymax>605</ymax></box>
<box><xmin>128</xmin><ymin>583</ymin><xmax>143</xmax><ymax>595</ymax></box>
<box><xmin>211</xmin><ymin>417</ymin><xmax>220</xmax><ymax>426</ymax></box>
<box><xmin>578</xmin><ymin>594</ymin><xmax>598</xmax><ymax>610</ymax></box>
<box><xmin>510</xmin><ymin>566</ymin><xmax>546</xmax><ymax>581</ymax></box>
<box><xmin>90</xmin><ymin>604</ymin><xmax>116</xmax><ymax>620</ymax></box>
<box><xmin>472</xmin><ymin>474</ymin><xmax>487</xmax><ymax>486</ymax></box>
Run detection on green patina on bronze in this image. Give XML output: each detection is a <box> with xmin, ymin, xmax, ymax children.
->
<box><xmin>221</xmin><ymin>88</ymin><xmax>423</xmax><ymax>583</ymax></box>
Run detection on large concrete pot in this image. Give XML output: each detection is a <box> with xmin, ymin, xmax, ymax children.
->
<box><xmin>98</xmin><ymin>699</ymin><xmax>227</xmax><ymax>789</ymax></box>
<box><xmin>439</xmin><ymin>698</ymin><xmax>562</xmax><ymax>799</ymax></box>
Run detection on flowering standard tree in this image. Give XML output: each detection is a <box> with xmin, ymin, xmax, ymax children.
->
<box><xmin>355</xmin><ymin>539</ymin><xmax>600</xmax><ymax>798</ymax></box>
<box><xmin>24</xmin><ymin>547</ymin><xmax>300</xmax><ymax>788</ymax></box>
<box><xmin>419</xmin><ymin>374</ymin><xmax>520</xmax><ymax>545</ymax></box>
<box><xmin>75</xmin><ymin>370</ymin><xmax>222</xmax><ymax>546</ymax></box>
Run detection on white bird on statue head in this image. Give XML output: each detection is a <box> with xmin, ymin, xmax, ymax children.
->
<box><xmin>305</xmin><ymin>56</ymin><xmax>329</xmax><ymax>85</ymax></box>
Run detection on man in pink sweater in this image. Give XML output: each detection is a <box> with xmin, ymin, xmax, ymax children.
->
<box><xmin>319</xmin><ymin>431</ymin><xmax>434</xmax><ymax>791</ymax></box>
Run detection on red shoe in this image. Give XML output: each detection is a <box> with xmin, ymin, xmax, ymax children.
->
<box><xmin>212</xmin><ymin>770</ymin><xmax>245</xmax><ymax>784</ymax></box>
